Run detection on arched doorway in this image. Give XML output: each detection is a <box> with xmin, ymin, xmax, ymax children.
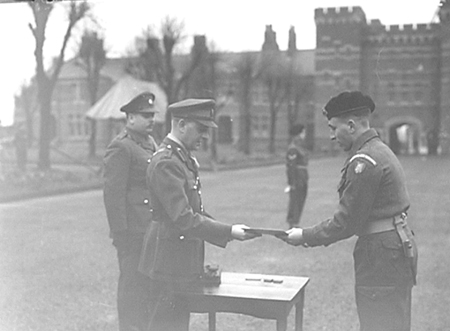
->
<box><xmin>384</xmin><ymin>116</ymin><xmax>424</xmax><ymax>155</ymax></box>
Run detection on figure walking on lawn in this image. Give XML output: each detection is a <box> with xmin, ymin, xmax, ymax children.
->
<box><xmin>285</xmin><ymin>123</ymin><xmax>309</xmax><ymax>228</ymax></box>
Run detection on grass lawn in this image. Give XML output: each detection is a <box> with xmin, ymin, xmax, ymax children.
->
<box><xmin>0</xmin><ymin>155</ymin><xmax>449</xmax><ymax>331</ymax></box>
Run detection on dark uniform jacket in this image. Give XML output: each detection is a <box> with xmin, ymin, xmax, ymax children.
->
<box><xmin>286</xmin><ymin>141</ymin><xmax>309</xmax><ymax>187</ymax></box>
<box><xmin>103</xmin><ymin>128</ymin><xmax>158</xmax><ymax>238</ymax></box>
<box><xmin>303</xmin><ymin>129</ymin><xmax>410</xmax><ymax>247</ymax></box>
<box><xmin>139</xmin><ymin>137</ymin><xmax>232</xmax><ymax>283</ymax></box>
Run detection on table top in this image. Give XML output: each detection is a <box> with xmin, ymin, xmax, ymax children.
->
<box><xmin>181</xmin><ymin>272</ymin><xmax>310</xmax><ymax>302</ymax></box>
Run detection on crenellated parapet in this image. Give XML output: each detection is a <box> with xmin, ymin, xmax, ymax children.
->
<box><xmin>365</xmin><ymin>22</ymin><xmax>440</xmax><ymax>45</ymax></box>
<box><xmin>315</xmin><ymin>6</ymin><xmax>366</xmax><ymax>25</ymax></box>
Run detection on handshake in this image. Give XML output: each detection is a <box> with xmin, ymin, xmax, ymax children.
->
<box><xmin>231</xmin><ymin>225</ymin><xmax>308</xmax><ymax>246</ymax></box>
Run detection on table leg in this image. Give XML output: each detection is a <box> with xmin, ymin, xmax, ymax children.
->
<box><xmin>276</xmin><ymin>318</ymin><xmax>287</xmax><ymax>331</ymax></box>
<box><xmin>295</xmin><ymin>290</ymin><xmax>305</xmax><ymax>331</ymax></box>
<box><xmin>208</xmin><ymin>312</ymin><xmax>216</xmax><ymax>331</ymax></box>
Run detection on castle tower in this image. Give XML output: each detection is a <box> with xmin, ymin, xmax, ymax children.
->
<box><xmin>438</xmin><ymin>0</ymin><xmax>450</xmax><ymax>154</ymax></box>
<box><xmin>314</xmin><ymin>6</ymin><xmax>367</xmax><ymax>147</ymax></box>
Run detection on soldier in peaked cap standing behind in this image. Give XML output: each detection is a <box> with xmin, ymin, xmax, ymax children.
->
<box><xmin>278</xmin><ymin>91</ymin><xmax>418</xmax><ymax>331</ymax></box>
<box><xmin>138</xmin><ymin>98</ymin><xmax>259</xmax><ymax>331</ymax></box>
<box><xmin>103</xmin><ymin>92</ymin><xmax>159</xmax><ymax>331</ymax></box>
<box><xmin>285</xmin><ymin>123</ymin><xmax>309</xmax><ymax>228</ymax></box>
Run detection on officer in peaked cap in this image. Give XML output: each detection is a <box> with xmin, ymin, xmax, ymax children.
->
<box><xmin>139</xmin><ymin>97</ymin><xmax>259</xmax><ymax>331</ymax></box>
<box><xmin>279</xmin><ymin>90</ymin><xmax>417</xmax><ymax>331</ymax></box>
<box><xmin>120</xmin><ymin>92</ymin><xmax>158</xmax><ymax>114</ymax></box>
<box><xmin>168</xmin><ymin>98</ymin><xmax>218</xmax><ymax>128</ymax></box>
<box><xmin>103</xmin><ymin>91</ymin><xmax>159</xmax><ymax>331</ymax></box>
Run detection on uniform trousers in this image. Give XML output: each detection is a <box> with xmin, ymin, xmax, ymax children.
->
<box><xmin>113</xmin><ymin>233</ymin><xmax>152</xmax><ymax>331</ymax></box>
<box><xmin>353</xmin><ymin>229</ymin><xmax>417</xmax><ymax>331</ymax></box>
<box><xmin>287</xmin><ymin>182</ymin><xmax>307</xmax><ymax>227</ymax></box>
<box><xmin>147</xmin><ymin>280</ymin><xmax>191</xmax><ymax>331</ymax></box>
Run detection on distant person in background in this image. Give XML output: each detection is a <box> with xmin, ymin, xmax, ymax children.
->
<box><xmin>285</xmin><ymin>123</ymin><xmax>309</xmax><ymax>229</ymax></box>
<box><xmin>103</xmin><ymin>92</ymin><xmax>158</xmax><ymax>331</ymax></box>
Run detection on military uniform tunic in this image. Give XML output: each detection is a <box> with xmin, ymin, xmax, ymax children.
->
<box><xmin>302</xmin><ymin>129</ymin><xmax>417</xmax><ymax>331</ymax></box>
<box><xmin>139</xmin><ymin>136</ymin><xmax>232</xmax><ymax>331</ymax></box>
<box><xmin>139</xmin><ymin>136</ymin><xmax>232</xmax><ymax>282</ymax></box>
<box><xmin>103</xmin><ymin>128</ymin><xmax>158</xmax><ymax>331</ymax></box>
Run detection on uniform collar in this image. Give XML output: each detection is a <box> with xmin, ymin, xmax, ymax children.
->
<box><xmin>349</xmin><ymin>128</ymin><xmax>379</xmax><ymax>156</ymax></box>
<box><xmin>167</xmin><ymin>133</ymin><xmax>184</xmax><ymax>149</ymax></box>
<box><xmin>164</xmin><ymin>135</ymin><xmax>189</xmax><ymax>160</ymax></box>
<box><xmin>164</xmin><ymin>135</ymin><xmax>199</xmax><ymax>173</ymax></box>
<box><xmin>125</xmin><ymin>127</ymin><xmax>151</xmax><ymax>145</ymax></box>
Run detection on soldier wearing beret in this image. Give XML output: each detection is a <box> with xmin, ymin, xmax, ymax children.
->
<box><xmin>103</xmin><ymin>92</ymin><xmax>159</xmax><ymax>331</ymax></box>
<box><xmin>285</xmin><ymin>123</ymin><xmax>309</xmax><ymax>228</ymax></box>
<box><xmin>138</xmin><ymin>98</ymin><xmax>259</xmax><ymax>331</ymax></box>
<box><xmin>278</xmin><ymin>91</ymin><xmax>418</xmax><ymax>331</ymax></box>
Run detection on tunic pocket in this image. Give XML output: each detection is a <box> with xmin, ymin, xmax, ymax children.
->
<box><xmin>153</xmin><ymin>237</ymin><xmax>202</xmax><ymax>279</ymax></box>
<box><xmin>380</xmin><ymin>234</ymin><xmax>411</xmax><ymax>279</ymax></box>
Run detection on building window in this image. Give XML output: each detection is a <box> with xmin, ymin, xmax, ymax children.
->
<box><xmin>387</xmin><ymin>83</ymin><xmax>396</xmax><ymax>102</ymax></box>
<box><xmin>252</xmin><ymin>112</ymin><xmax>269</xmax><ymax>138</ymax></box>
<box><xmin>414</xmin><ymin>88</ymin><xmax>423</xmax><ymax>102</ymax></box>
<box><xmin>68</xmin><ymin>113</ymin><xmax>89</xmax><ymax>137</ymax></box>
<box><xmin>401</xmin><ymin>88</ymin><xmax>409</xmax><ymax>103</ymax></box>
<box><xmin>56</xmin><ymin>82</ymin><xmax>79</xmax><ymax>103</ymax></box>
<box><xmin>218</xmin><ymin>115</ymin><xmax>233</xmax><ymax>144</ymax></box>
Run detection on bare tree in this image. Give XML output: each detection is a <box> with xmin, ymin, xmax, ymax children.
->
<box><xmin>128</xmin><ymin>17</ymin><xmax>204</xmax><ymax>133</ymax></box>
<box><xmin>78</xmin><ymin>30</ymin><xmax>106</xmax><ymax>158</ymax></box>
<box><xmin>14</xmin><ymin>80</ymin><xmax>38</xmax><ymax>148</ymax></box>
<box><xmin>206</xmin><ymin>43</ymin><xmax>232</xmax><ymax>163</ymax></box>
<box><xmin>261</xmin><ymin>51</ymin><xmax>287</xmax><ymax>154</ymax></box>
<box><xmin>28</xmin><ymin>1</ymin><xmax>90</xmax><ymax>170</ymax></box>
<box><xmin>235</xmin><ymin>53</ymin><xmax>260</xmax><ymax>155</ymax></box>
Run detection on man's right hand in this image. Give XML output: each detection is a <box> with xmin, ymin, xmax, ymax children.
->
<box><xmin>231</xmin><ymin>224</ymin><xmax>261</xmax><ymax>241</ymax></box>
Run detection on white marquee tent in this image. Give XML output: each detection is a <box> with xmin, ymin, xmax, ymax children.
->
<box><xmin>86</xmin><ymin>75</ymin><xmax>167</xmax><ymax>123</ymax></box>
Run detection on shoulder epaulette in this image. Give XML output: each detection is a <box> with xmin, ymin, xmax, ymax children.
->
<box><xmin>153</xmin><ymin>146</ymin><xmax>172</xmax><ymax>159</ymax></box>
<box><xmin>349</xmin><ymin>153</ymin><xmax>377</xmax><ymax>166</ymax></box>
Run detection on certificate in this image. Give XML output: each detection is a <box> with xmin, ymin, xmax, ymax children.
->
<box><xmin>244</xmin><ymin>228</ymin><xmax>288</xmax><ymax>237</ymax></box>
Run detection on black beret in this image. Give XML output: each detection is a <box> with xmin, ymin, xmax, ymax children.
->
<box><xmin>169</xmin><ymin>98</ymin><xmax>218</xmax><ymax>128</ymax></box>
<box><xmin>323</xmin><ymin>91</ymin><xmax>375</xmax><ymax>120</ymax></box>
<box><xmin>120</xmin><ymin>92</ymin><xmax>157</xmax><ymax>113</ymax></box>
<box><xmin>289</xmin><ymin>123</ymin><xmax>304</xmax><ymax>136</ymax></box>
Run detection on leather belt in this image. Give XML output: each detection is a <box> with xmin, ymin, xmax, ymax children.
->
<box><xmin>359</xmin><ymin>213</ymin><xmax>407</xmax><ymax>236</ymax></box>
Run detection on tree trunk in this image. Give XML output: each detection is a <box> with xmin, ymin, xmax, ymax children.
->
<box><xmin>37</xmin><ymin>92</ymin><xmax>52</xmax><ymax>170</ymax></box>
<box><xmin>268</xmin><ymin>103</ymin><xmax>277</xmax><ymax>154</ymax></box>
<box><xmin>88</xmin><ymin>118</ymin><xmax>97</xmax><ymax>158</ymax></box>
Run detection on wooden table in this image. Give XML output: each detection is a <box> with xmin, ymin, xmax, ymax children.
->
<box><xmin>175</xmin><ymin>272</ymin><xmax>310</xmax><ymax>331</ymax></box>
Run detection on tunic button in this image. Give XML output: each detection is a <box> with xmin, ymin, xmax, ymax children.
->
<box><xmin>179</xmin><ymin>235</ymin><xmax>185</xmax><ymax>240</ymax></box>
<box><xmin>144</xmin><ymin>199</ymin><xmax>149</xmax><ymax>204</ymax></box>
<box><xmin>147</xmin><ymin>159</ymin><xmax>151</xmax><ymax>163</ymax></box>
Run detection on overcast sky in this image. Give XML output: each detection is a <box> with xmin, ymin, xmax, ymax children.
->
<box><xmin>0</xmin><ymin>0</ymin><xmax>441</xmax><ymax>126</ymax></box>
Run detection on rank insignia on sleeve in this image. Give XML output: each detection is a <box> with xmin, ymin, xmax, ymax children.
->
<box><xmin>355</xmin><ymin>162</ymin><xmax>366</xmax><ymax>174</ymax></box>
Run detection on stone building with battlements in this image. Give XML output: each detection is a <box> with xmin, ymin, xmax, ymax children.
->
<box><xmin>314</xmin><ymin>1</ymin><xmax>450</xmax><ymax>155</ymax></box>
